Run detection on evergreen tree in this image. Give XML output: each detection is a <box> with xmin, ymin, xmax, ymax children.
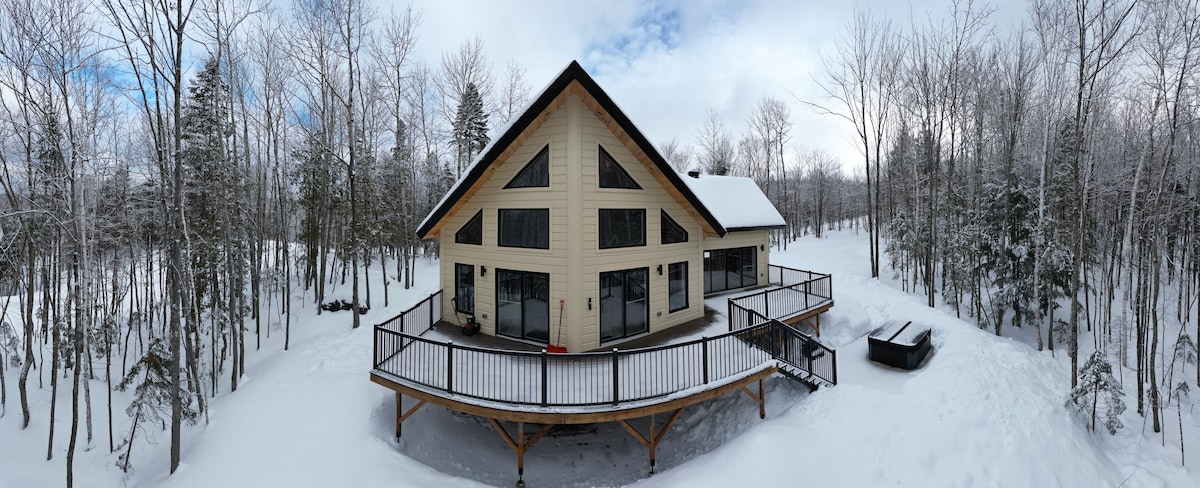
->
<box><xmin>453</xmin><ymin>82</ymin><xmax>489</xmax><ymax>173</ymax></box>
<box><xmin>1067</xmin><ymin>351</ymin><xmax>1126</xmax><ymax>435</ymax></box>
<box><xmin>115</xmin><ymin>339</ymin><xmax>198</xmax><ymax>472</ymax></box>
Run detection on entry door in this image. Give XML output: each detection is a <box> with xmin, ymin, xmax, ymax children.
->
<box><xmin>600</xmin><ymin>268</ymin><xmax>649</xmax><ymax>342</ymax></box>
<box><xmin>496</xmin><ymin>269</ymin><xmax>550</xmax><ymax>343</ymax></box>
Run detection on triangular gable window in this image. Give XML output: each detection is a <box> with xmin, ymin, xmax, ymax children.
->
<box><xmin>455</xmin><ymin>210</ymin><xmax>483</xmax><ymax>245</ymax></box>
<box><xmin>661</xmin><ymin>210</ymin><xmax>688</xmax><ymax>244</ymax></box>
<box><xmin>599</xmin><ymin>146</ymin><xmax>641</xmax><ymax>189</ymax></box>
<box><xmin>505</xmin><ymin>145</ymin><xmax>550</xmax><ymax>188</ymax></box>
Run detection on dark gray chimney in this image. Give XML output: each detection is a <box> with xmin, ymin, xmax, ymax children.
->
<box><xmin>686</xmin><ymin>170</ymin><xmax>700</xmax><ymax>178</ymax></box>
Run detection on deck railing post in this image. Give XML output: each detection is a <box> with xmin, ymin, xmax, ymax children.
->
<box><xmin>428</xmin><ymin>294</ymin><xmax>435</xmax><ymax>331</ymax></box>
<box><xmin>831</xmin><ymin>348</ymin><xmax>838</xmax><ymax>385</ymax></box>
<box><xmin>446</xmin><ymin>342</ymin><xmax>454</xmax><ymax>394</ymax></box>
<box><xmin>727</xmin><ymin>300</ymin><xmax>733</xmax><ymax>331</ymax></box>
<box><xmin>701</xmin><ymin>336</ymin><xmax>709</xmax><ymax>384</ymax></box>
<box><xmin>540</xmin><ymin>349</ymin><xmax>549</xmax><ymax>407</ymax></box>
<box><xmin>612</xmin><ymin>348</ymin><xmax>620</xmax><ymax>405</ymax></box>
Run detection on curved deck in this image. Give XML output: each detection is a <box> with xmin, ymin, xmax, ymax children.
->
<box><xmin>369</xmin><ymin>265</ymin><xmax>836</xmax><ymax>483</ymax></box>
<box><xmin>371</xmin><ymin>363</ymin><xmax>778</xmax><ymax>425</ymax></box>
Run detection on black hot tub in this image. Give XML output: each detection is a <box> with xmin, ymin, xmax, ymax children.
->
<box><xmin>868</xmin><ymin>321</ymin><xmax>931</xmax><ymax>370</ymax></box>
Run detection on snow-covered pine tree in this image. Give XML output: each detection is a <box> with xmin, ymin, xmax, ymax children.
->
<box><xmin>454</xmin><ymin>82</ymin><xmax>489</xmax><ymax>169</ymax></box>
<box><xmin>1067</xmin><ymin>351</ymin><xmax>1126</xmax><ymax>435</ymax></box>
<box><xmin>115</xmin><ymin>339</ymin><xmax>198</xmax><ymax>473</ymax></box>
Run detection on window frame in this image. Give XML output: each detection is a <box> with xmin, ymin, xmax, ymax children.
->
<box><xmin>660</xmin><ymin>209</ymin><xmax>688</xmax><ymax>245</ymax></box>
<box><xmin>598</xmin><ymin>145</ymin><xmax>642</xmax><ymax>190</ymax></box>
<box><xmin>504</xmin><ymin>145</ymin><xmax>550</xmax><ymax>189</ymax></box>
<box><xmin>454</xmin><ymin>210</ymin><xmax>483</xmax><ymax>245</ymax></box>
<box><xmin>598</xmin><ymin>208</ymin><xmax>646</xmax><ymax>250</ymax></box>
<box><xmin>668</xmin><ymin>261</ymin><xmax>688</xmax><ymax>313</ymax></box>
<box><xmin>497</xmin><ymin>208</ymin><xmax>550</xmax><ymax>249</ymax></box>
<box><xmin>454</xmin><ymin>263</ymin><xmax>475</xmax><ymax>314</ymax></box>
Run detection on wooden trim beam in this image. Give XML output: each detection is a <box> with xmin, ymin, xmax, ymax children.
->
<box><xmin>394</xmin><ymin>392</ymin><xmax>428</xmax><ymax>440</ymax></box>
<box><xmin>617</xmin><ymin>408</ymin><xmax>687</xmax><ymax>474</ymax></box>
<box><xmin>488</xmin><ymin>419</ymin><xmax>556</xmax><ymax>485</ymax></box>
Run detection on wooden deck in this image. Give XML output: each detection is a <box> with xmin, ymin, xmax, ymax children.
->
<box><xmin>370</xmin><ymin>265</ymin><xmax>835</xmax><ymax>484</ymax></box>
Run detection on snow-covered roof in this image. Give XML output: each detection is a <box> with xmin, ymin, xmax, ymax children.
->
<box><xmin>679</xmin><ymin>174</ymin><xmax>786</xmax><ymax>231</ymax></box>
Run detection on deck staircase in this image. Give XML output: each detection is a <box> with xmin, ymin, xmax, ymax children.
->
<box><xmin>728</xmin><ymin>266</ymin><xmax>837</xmax><ymax>390</ymax></box>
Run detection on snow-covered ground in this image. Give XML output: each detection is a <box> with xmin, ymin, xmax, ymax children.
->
<box><xmin>3</xmin><ymin>230</ymin><xmax>1198</xmax><ymax>487</ymax></box>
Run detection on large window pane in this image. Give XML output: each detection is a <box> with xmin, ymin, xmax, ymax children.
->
<box><xmin>598</xmin><ymin>208</ymin><xmax>645</xmax><ymax>249</ymax></box>
<box><xmin>454</xmin><ymin>264</ymin><xmax>475</xmax><ymax>314</ymax></box>
<box><xmin>600</xmin><ymin>267</ymin><xmax>649</xmax><ymax>342</ymax></box>
<box><xmin>660</xmin><ymin>210</ymin><xmax>688</xmax><ymax>244</ymax></box>
<box><xmin>668</xmin><ymin>262</ymin><xmax>688</xmax><ymax>312</ymax></box>
<box><xmin>496</xmin><ymin>269</ymin><xmax>550</xmax><ymax>343</ymax></box>
<box><xmin>703</xmin><ymin>247</ymin><xmax>756</xmax><ymax>294</ymax></box>
<box><xmin>455</xmin><ymin>210</ymin><xmax>483</xmax><ymax>245</ymax></box>
<box><xmin>523</xmin><ymin>273</ymin><xmax>549</xmax><ymax>342</ymax></box>
<box><xmin>496</xmin><ymin>271</ymin><xmax>523</xmax><ymax>338</ymax></box>
<box><xmin>505</xmin><ymin>145</ymin><xmax>549</xmax><ymax>188</ymax></box>
<box><xmin>598</xmin><ymin>146</ymin><xmax>641</xmax><ymax>189</ymax></box>
<box><xmin>498</xmin><ymin>209</ymin><xmax>549</xmax><ymax>249</ymax></box>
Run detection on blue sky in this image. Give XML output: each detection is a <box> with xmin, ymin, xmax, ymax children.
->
<box><xmin>403</xmin><ymin>0</ymin><xmax>1026</xmax><ymax>173</ymax></box>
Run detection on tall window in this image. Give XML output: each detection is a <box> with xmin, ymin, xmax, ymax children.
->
<box><xmin>668</xmin><ymin>262</ymin><xmax>688</xmax><ymax>312</ymax></box>
<box><xmin>598</xmin><ymin>208</ymin><xmax>645</xmax><ymax>249</ymax></box>
<box><xmin>505</xmin><ymin>145</ymin><xmax>550</xmax><ymax>188</ymax></box>
<box><xmin>455</xmin><ymin>210</ymin><xmax>483</xmax><ymax>245</ymax></box>
<box><xmin>598</xmin><ymin>146</ymin><xmax>641</xmax><ymax>189</ymax></box>
<box><xmin>498</xmin><ymin>209</ymin><xmax>549</xmax><ymax>249</ymax></box>
<box><xmin>660</xmin><ymin>210</ymin><xmax>688</xmax><ymax>244</ymax></box>
<box><xmin>454</xmin><ymin>264</ymin><xmax>475</xmax><ymax>314</ymax></box>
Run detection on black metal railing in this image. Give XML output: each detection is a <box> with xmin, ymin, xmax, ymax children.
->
<box><xmin>725</xmin><ymin>302</ymin><xmax>837</xmax><ymax>386</ymax></box>
<box><xmin>373</xmin><ymin>290</ymin><xmax>442</xmax><ymax>368</ymax></box>
<box><xmin>730</xmin><ymin>265</ymin><xmax>832</xmax><ymax>331</ymax></box>
<box><xmin>371</xmin><ymin>264</ymin><xmax>838</xmax><ymax>408</ymax></box>
<box><xmin>372</xmin><ymin>321</ymin><xmax>786</xmax><ymax>407</ymax></box>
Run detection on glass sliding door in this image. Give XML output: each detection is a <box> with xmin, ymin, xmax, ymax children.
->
<box><xmin>496</xmin><ymin>269</ymin><xmax>549</xmax><ymax>343</ymax></box>
<box><xmin>703</xmin><ymin>247</ymin><xmax>757</xmax><ymax>294</ymax></box>
<box><xmin>600</xmin><ymin>268</ymin><xmax>649</xmax><ymax>342</ymax></box>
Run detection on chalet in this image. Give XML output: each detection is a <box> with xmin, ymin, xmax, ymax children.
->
<box><xmin>416</xmin><ymin>61</ymin><xmax>785</xmax><ymax>352</ymax></box>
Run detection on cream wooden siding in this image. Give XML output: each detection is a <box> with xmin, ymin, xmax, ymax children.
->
<box><xmin>576</xmin><ymin>105</ymin><xmax>705</xmax><ymax>350</ymax></box>
<box><xmin>435</xmin><ymin>92</ymin><xmax>770</xmax><ymax>351</ymax></box>
<box><xmin>438</xmin><ymin>105</ymin><xmax>569</xmax><ymax>338</ymax></box>
<box><xmin>701</xmin><ymin>229</ymin><xmax>772</xmax><ymax>290</ymax></box>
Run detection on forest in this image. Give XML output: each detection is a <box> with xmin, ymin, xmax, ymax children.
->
<box><xmin>0</xmin><ymin>0</ymin><xmax>1198</xmax><ymax>485</ymax></box>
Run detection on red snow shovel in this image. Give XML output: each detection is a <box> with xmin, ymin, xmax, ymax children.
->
<box><xmin>547</xmin><ymin>299</ymin><xmax>568</xmax><ymax>353</ymax></box>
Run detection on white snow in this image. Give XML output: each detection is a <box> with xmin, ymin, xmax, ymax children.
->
<box><xmin>3</xmin><ymin>230</ymin><xmax>1198</xmax><ymax>488</ymax></box>
<box><xmin>679</xmin><ymin>173</ymin><xmax>786</xmax><ymax>231</ymax></box>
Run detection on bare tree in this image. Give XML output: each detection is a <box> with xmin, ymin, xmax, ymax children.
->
<box><xmin>695</xmin><ymin>109</ymin><xmax>735</xmax><ymax>175</ymax></box>
<box><xmin>658</xmin><ymin>137</ymin><xmax>691</xmax><ymax>172</ymax></box>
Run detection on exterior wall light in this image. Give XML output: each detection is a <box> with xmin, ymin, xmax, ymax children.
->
<box><xmin>481</xmin><ymin>266</ymin><xmax>487</xmax><ymax>276</ymax></box>
<box><xmin>657</xmin><ymin>264</ymin><xmax>663</xmax><ymax>275</ymax></box>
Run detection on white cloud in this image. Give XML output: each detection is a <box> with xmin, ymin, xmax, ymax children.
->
<box><xmin>402</xmin><ymin>0</ymin><xmax>1026</xmax><ymax>174</ymax></box>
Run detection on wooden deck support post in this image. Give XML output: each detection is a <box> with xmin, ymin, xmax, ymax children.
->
<box><xmin>394</xmin><ymin>392</ymin><xmax>427</xmax><ymax>441</ymax></box>
<box><xmin>739</xmin><ymin>378</ymin><xmax>766</xmax><ymax>419</ymax></box>
<box><xmin>617</xmin><ymin>408</ymin><xmax>685</xmax><ymax>475</ymax></box>
<box><xmin>488</xmin><ymin>419</ymin><xmax>555</xmax><ymax>487</ymax></box>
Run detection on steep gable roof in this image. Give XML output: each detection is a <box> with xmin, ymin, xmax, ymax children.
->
<box><xmin>417</xmin><ymin>61</ymin><xmax>728</xmax><ymax>240</ymax></box>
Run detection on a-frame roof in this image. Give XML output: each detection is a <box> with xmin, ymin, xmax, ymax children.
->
<box><xmin>416</xmin><ymin>60</ymin><xmax>728</xmax><ymax>240</ymax></box>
